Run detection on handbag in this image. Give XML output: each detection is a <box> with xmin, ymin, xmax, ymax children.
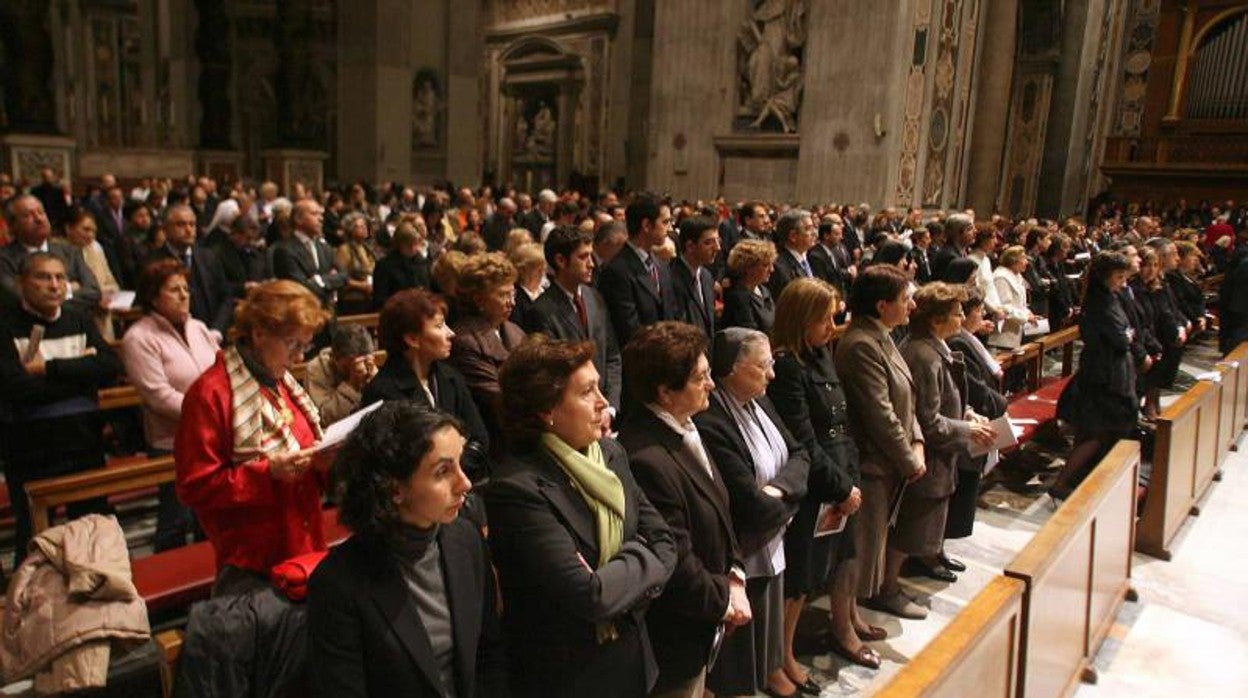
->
<box><xmin>270</xmin><ymin>550</ymin><xmax>329</xmax><ymax>602</ymax></box>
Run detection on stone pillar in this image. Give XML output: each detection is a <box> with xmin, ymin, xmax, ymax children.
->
<box><xmin>337</xmin><ymin>0</ymin><xmax>413</xmax><ymax>183</ymax></box>
<box><xmin>445</xmin><ymin>0</ymin><xmax>483</xmax><ymax>186</ymax></box>
<box><xmin>964</xmin><ymin>0</ymin><xmax>1018</xmax><ymax>215</ymax></box>
<box><xmin>194</xmin><ymin>0</ymin><xmax>232</xmax><ymax>149</ymax></box>
<box><xmin>1</xmin><ymin>1</ymin><xmax>59</xmax><ymax>134</ymax></box>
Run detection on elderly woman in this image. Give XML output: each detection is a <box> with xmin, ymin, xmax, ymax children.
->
<box><xmin>722</xmin><ymin>238</ymin><xmax>779</xmax><ymax>333</ymax></box>
<box><xmin>334</xmin><ymin>212</ymin><xmax>377</xmax><ymax>315</ymax></box>
<box><xmin>63</xmin><ymin>208</ymin><xmax>122</xmax><ymax>339</ymax></box>
<box><xmin>1053</xmin><ymin>252</ymin><xmax>1138</xmax><ymax>500</ymax></box>
<box><xmin>449</xmin><ymin>251</ymin><xmax>526</xmax><ymax>447</ymax></box>
<box><xmin>175</xmin><ymin>280</ymin><xmax>331</xmax><ymax>594</ymax></box>
<box><xmin>508</xmin><ymin>241</ymin><xmax>547</xmax><ymax>327</ymax></box>
<box><xmin>303</xmin><ymin>324</ymin><xmax>376</xmax><ymax>426</ymax></box>
<box><xmin>694</xmin><ymin>328</ymin><xmax>810</xmax><ymax>698</ymax></box>
<box><xmin>834</xmin><ymin>265</ymin><xmax>924</xmax><ymax>661</ymax></box>
<box><xmin>486</xmin><ymin>337</ymin><xmax>676</xmax><ymax>697</ymax></box>
<box><xmin>361</xmin><ymin>288</ymin><xmax>490</xmax><ymax>482</ymax></box>
<box><xmin>897</xmin><ymin>283</ymin><xmax>996</xmax><ymax>584</ymax></box>
<box><xmin>307</xmin><ymin>404</ymin><xmax>508</xmax><ymax>697</ymax></box>
<box><xmin>992</xmin><ymin>245</ymin><xmax>1037</xmax><ymax>325</ymax></box>
<box><xmin>617</xmin><ymin>322</ymin><xmax>750</xmax><ymax>698</ymax></box>
<box><xmin>120</xmin><ymin>259</ymin><xmax>219</xmax><ymax>550</ymax></box>
<box><xmin>767</xmin><ymin>278</ymin><xmax>864</xmax><ymax>688</ymax></box>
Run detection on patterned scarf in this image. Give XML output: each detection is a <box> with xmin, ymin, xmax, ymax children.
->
<box><xmin>225</xmin><ymin>346</ymin><xmax>323</xmax><ymax>465</ymax></box>
<box><xmin>541</xmin><ymin>433</ymin><xmax>625</xmax><ymax>643</ymax></box>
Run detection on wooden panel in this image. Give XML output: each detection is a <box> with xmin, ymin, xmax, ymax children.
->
<box><xmin>27</xmin><ymin>456</ymin><xmax>176</xmax><ymax>534</ymax></box>
<box><xmin>1193</xmin><ymin>390</ymin><xmax>1220</xmax><ymax>501</ymax></box>
<box><xmin>1015</xmin><ymin>527</ymin><xmax>1091</xmax><ymax>698</ymax></box>
<box><xmin>878</xmin><ymin>576</ymin><xmax>1024</xmax><ymax>698</ymax></box>
<box><xmin>1164</xmin><ymin>415</ymin><xmax>1197</xmax><ymax>546</ymax></box>
<box><xmin>1219</xmin><ymin>361</ymin><xmax>1238</xmax><ymax>458</ymax></box>
<box><xmin>1086</xmin><ymin>442</ymin><xmax>1139</xmax><ymax>654</ymax></box>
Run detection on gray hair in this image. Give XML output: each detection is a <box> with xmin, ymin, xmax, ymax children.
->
<box><xmin>774</xmin><ymin>208</ymin><xmax>811</xmax><ymax>243</ymax></box>
<box><xmin>340</xmin><ymin>211</ymin><xmax>369</xmax><ymax>234</ymax></box>
<box><xmin>711</xmin><ymin>327</ymin><xmax>771</xmax><ymax>379</ymax></box>
<box><xmin>538</xmin><ymin>189</ymin><xmax>558</xmax><ymax>204</ymax></box>
<box><xmin>945</xmin><ymin>213</ymin><xmax>973</xmax><ymax>238</ymax></box>
<box><xmin>331</xmin><ymin>324</ymin><xmax>375</xmax><ymax>358</ymax></box>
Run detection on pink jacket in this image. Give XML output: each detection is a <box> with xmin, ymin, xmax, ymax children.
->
<box><xmin>120</xmin><ymin>313</ymin><xmax>220</xmax><ymax>450</ymax></box>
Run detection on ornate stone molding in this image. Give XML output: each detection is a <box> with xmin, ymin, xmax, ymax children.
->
<box><xmin>486</xmin><ymin>11</ymin><xmax>619</xmax><ymax>43</ymax></box>
<box><xmin>712</xmin><ymin>134</ymin><xmax>801</xmax><ymax>155</ymax></box>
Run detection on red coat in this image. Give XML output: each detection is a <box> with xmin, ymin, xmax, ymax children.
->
<box><xmin>174</xmin><ymin>355</ymin><xmax>326</xmax><ymax>574</ymax></box>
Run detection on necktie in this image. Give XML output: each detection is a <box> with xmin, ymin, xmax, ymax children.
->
<box><xmin>645</xmin><ymin>256</ymin><xmax>660</xmax><ymax>294</ymax></box>
<box><xmin>306</xmin><ymin>239</ymin><xmax>320</xmax><ymax>269</ymax></box>
<box><xmin>574</xmin><ymin>292</ymin><xmax>588</xmax><ymax>334</ymax></box>
<box><xmin>798</xmin><ymin>257</ymin><xmax>813</xmax><ymax>278</ymax></box>
<box><xmin>183</xmin><ymin>250</ymin><xmax>193</xmax><ymax>270</ymax></box>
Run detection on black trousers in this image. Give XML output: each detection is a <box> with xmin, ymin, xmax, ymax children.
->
<box><xmin>2</xmin><ymin>449</ymin><xmax>110</xmax><ymax>566</ymax></box>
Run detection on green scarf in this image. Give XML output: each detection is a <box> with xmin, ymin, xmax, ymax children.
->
<box><xmin>541</xmin><ymin>433</ymin><xmax>625</xmax><ymax>643</ymax></box>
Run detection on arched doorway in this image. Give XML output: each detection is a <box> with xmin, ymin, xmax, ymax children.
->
<box><xmin>497</xmin><ymin>37</ymin><xmax>584</xmax><ymax>191</ymax></box>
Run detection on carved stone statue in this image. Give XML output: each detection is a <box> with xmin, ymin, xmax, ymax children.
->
<box><xmin>737</xmin><ymin>0</ymin><xmax>807</xmax><ymax>132</ymax></box>
<box><xmin>529</xmin><ymin>102</ymin><xmax>556</xmax><ymax>158</ymax></box>
<box><xmin>513</xmin><ymin>111</ymin><xmax>529</xmax><ymax>156</ymax></box>
<box><xmin>412</xmin><ymin>71</ymin><xmax>441</xmax><ymax>149</ymax></box>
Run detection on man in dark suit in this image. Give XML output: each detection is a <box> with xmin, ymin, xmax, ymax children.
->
<box><xmin>809</xmin><ymin>214</ymin><xmax>852</xmax><ymax>297</ymax></box>
<box><xmin>718</xmin><ymin>201</ymin><xmax>771</xmax><ymax>263</ymax></box>
<box><xmin>768</xmin><ymin>208</ymin><xmax>817</xmax><ymax>300</ymax></box>
<box><xmin>482</xmin><ymin>197</ymin><xmax>518</xmax><ymax>251</ymax></box>
<box><xmin>272</xmin><ymin>199</ymin><xmax>351</xmax><ymax>308</ymax></box>
<box><xmin>617</xmin><ymin>323</ymin><xmax>749</xmax><ymax>695</ymax></box>
<box><xmin>520</xmin><ymin>189</ymin><xmax>556</xmax><ymax>239</ymax></box>
<box><xmin>145</xmin><ymin>204</ymin><xmax>234</xmax><ymax>333</ymax></box>
<box><xmin>671</xmin><ymin>216</ymin><xmax>719</xmax><ymax>341</ymax></box>
<box><xmin>911</xmin><ymin>225</ymin><xmax>934</xmax><ymax>284</ymax></box>
<box><xmin>94</xmin><ymin>186</ymin><xmax>128</xmax><ymax>275</ymax></box>
<box><xmin>211</xmin><ymin>215</ymin><xmax>269</xmax><ymax>300</ymax></box>
<box><xmin>598</xmin><ymin>192</ymin><xmax>679</xmax><ymax>344</ymax></box>
<box><xmin>527</xmin><ymin>225</ymin><xmax>623</xmax><ymax>415</ymax></box>
<box><xmin>0</xmin><ymin>195</ymin><xmax>101</xmax><ymax>316</ymax></box>
<box><xmin>930</xmin><ymin>212</ymin><xmax>974</xmax><ymax>281</ymax></box>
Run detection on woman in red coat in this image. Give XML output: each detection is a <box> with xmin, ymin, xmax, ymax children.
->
<box><xmin>175</xmin><ymin>279</ymin><xmax>331</xmax><ymax>595</ymax></box>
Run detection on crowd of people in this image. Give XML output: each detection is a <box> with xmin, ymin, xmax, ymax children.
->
<box><xmin>1</xmin><ymin>167</ymin><xmax>1246</xmax><ymax>697</ymax></box>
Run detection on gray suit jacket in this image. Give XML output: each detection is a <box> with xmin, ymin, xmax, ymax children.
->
<box><xmin>0</xmin><ymin>239</ymin><xmax>101</xmax><ymax>315</ymax></box>
<box><xmin>898</xmin><ymin>333</ymin><xmax>970</xmax><ymax>499</ymax></box>
<box><xmin>527</xmin><ymin>283</ymin><xmax>623</xmax><ymax>410</ymax></box>
<box><xmin>834</xmin><ymin>316</ymin><xmax>925</xmax><ymax>480</ymax></box>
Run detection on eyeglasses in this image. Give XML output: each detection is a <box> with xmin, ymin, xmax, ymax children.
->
<box><xmin>280</xmin><ymin>336</ymin><xmax>313</xmax><ymax>355</ymax></box>
<box><xmin>738</xmin><ymin>357</ymin><xmax>775</xmax><ymax>371</ymax></box>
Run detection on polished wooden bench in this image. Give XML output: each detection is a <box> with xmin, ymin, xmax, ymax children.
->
<box><xmin>876</xmin><ymin>576</ymin><xmax>1026</xmax><ymax>697</ymax></box>
<box><xmin>27</xmin><ymin>455</ymin><xmax>177</xmax><ymax>535</ymax></box>
<box><xmin>1005</xmin><ymin>439</ymin><xmax>1139</xmax><ymax>697</ymax></box>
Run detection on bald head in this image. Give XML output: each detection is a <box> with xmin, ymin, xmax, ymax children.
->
<box><xmin>293</xmin><ymin>199</ymin><xmax>325</xmax><ymax>238</ymax></box>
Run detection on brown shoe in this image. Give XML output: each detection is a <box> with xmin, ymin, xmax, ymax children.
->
<box><xmin>855</xmin><ymin>625</ymin><xmax>888</xmax><ymax>642</ymax></box>
<box><xmin>829</xmin><ymin>637</ymin><xmax>882</xmax><ymax>669</ymax></box>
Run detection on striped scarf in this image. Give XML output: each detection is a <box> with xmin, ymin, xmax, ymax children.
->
<box><xmin>225</xmin><ymin>346</ymin><xmax>323</xmax><ymax>464</ymax></box>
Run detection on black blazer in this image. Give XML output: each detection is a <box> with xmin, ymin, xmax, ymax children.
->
<box><xmin>809</xmin><ymin>244</ymin><xmax>848</xmax><ymax>295</ymax></box>
<box><xmin>767</xmin><ymin>346</ymin><xmax>858</xmax><ymax>505</ymax></box>
<box><xmin>597</xmin><ymin>245</ymin><xmax>678</xmax><ymax>344</ymax></box>
<box><xmin>617</xmin><ymin>409</ymin><xmax>740</xmax><ymax>689</ymax></box>
<box><xmin>273</xmin><ymin>236</ymin><xmax>347</xmax><ymax>305</ymax></box>
<box><xmin>306</xmin><ymin>520</ymin><xmax>509</xmax><ymax>698</ymax></box>
<box><xmin>1166</xmin><ymin>270</ymin><xmax>1205</xmax><ymax>325</ymax></box>
<box><xmin>693</xmin><ymin>393</ymin><xmax>809</xmax><ymax>557</ymax></box>
<box><xmin>946</xmin><ymin>332</ymin><xmax>1007</xmax><ymax>419</ymax></box>
<box><xmin>1077</xmin><ymin>287</ymin><xmax>1136</xmax><ymax>399</ymax></box>
<box><xmin>768</xmin><ymin>247</ymin><xmax>806</xmax><ymax>299</ymax></box>
<box><xmin>669</xmin><ymin>259</ymin><xmax>716</xmax><ymax>340</ymax></box>
<box><xmin>525</xmin><ymin>283</ymin><xmax>623</xmax><ymax>410</ymax></box>
<box><xmin>482</xmin><ymin>439</ymin><xmax>677</xmax><ymax>697</ymax></box>
<box><xmin>720</xmin><ymin>283</ymin><xmax>775</xmax><ymax>333</ymax></box>
<box><xmin>145</xmin><ymin>244</ymin><xmax>234</xmax><ymax>333</ymax></box>
<box><xmin>360</xmin><ymin>359</ymin><xmax>491</xmax><ymax>474</ymax></box>
<box><xmin>372</xmin><ymin>253</ymin><xmax>431</xmax><ymax>309</ymax></box>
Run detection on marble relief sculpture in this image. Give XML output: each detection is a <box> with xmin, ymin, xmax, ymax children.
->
<box><xmin>737</xmin><ymin>0</ymin><xmax>807</xmax><ymax>133</ymax></box>
<box><xmin>412</xmin><ymin>70</ymin><xmax>442</xmax><ymax>149</ymax></box>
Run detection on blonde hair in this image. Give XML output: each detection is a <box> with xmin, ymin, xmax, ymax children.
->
<box><xmin>457</xmin><ymin>251</ymin><xmax>518</xmax><ymax>301</ymax></box>
<box><xmin>431</xmin><ymin>250</ymin><xmax>468</xmax><ymax>295</ymax></box>
<box><xmin>504</xmin><ymin>228</ymin><xmax>534</xmax><ymax>256</ymax></box>
<box><xmin>509</xmin><ymin>242</ymin><xmax>546</xmax><ymax>277</ymax></box>
<box><xmin>727</xmin><ymin>238</ymin><xmax>777</xmax><ymax>277</ymax></box>
<box><xmin>999</xmin><ymin>245</ymin><xmax>1027</xmax><ymax>269</ymax></box>
<box><xmin>229</xmin><ymin>279</ymin><xmax>329</xmax><ymax>344</ymax></box>
<box><xmin>771</xmin><ymin>277</ymin><xmax>840</xmax><ymax>356</ymax></box>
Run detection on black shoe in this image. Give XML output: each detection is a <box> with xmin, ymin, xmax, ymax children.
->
<box><xmin>902</xmin><ymin>558</ymin><xmax>957</xmax><ymax>583</ymax></box>
<box><xmin>939</xmin><ymin>553</ymin><xmax>966</xmax><ymax>572</ymax></box>
<box><xmin>789</xmin><ymin>677</ymin><xmax>822</xmax><ymax>696</ymax></box>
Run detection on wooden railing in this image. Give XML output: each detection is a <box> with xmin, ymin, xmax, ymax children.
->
<box><xmin>26</xmin><ymin>456</ymin><xmax>176</xmax><ymax>535</ymax></box>
<box><xmin>877</xmin><ymin>576</ymin><xmax>1025</xmax><ymax>697</ymax></box>
<box><xmin>1004</xmin><ymin>439</ymin><xmax>1140</xmax><ymax>697</ymax></box>
<box><xmin>1136</xmin><ymin>359</ymin><xmax>1232</xmax><ymax>559</ymax></box>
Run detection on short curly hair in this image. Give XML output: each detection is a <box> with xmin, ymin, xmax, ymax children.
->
<box><xmin>622</xmin><ymin>321</ymin><xmax>707</xmax><ymax>405</ymax></box>
<box><xmin>330</xmin><ymin>402</ymin><xmax>466</xmax><ymax>543</ymax></box>
<box><xmin>229</xmin><ymin>279</ymin><xmax>329</xmax><ymax>344</ymax></box>
<box><xmin>727</xmin><ymin>238</ymin><xmax>777</xmax><ymax>278</ymax></box>
<box><xmin>135</xmin><ymin>258</ymin><xmax>188</xmax><ymax>313</ymax></box>
<box><xmin>378</xmin><ymin>288</ymin><xmax>448</xmax><ymax>357</ymax></box>
<box><xmin>456</xmin><ymin>251</ymin><xmax>517</xmax><ymax>302</ymax></box>
<box><xmin>499</xmin><ymin>336</ymin><xmax>596</xmax><ymax>451</ymax></box>
<box><xmin>910</xmin><ymin>281</ymin><xmax>967</xmax><ymax>333</ymax></box>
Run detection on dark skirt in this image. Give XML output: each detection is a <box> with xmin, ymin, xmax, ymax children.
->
<box><xmin>944</xmin><ymin>466</ymin><xmax>982</xmax><ymax>539</ymax></box>
<box><xmin>1058</xmin><ymin>377</ymin><xmax>1139</xmax><ymax>436</ymax></box>
<box><xmin>1142</xmin><ymin>348</ymin><xmax>1183</xmax><ymax>391</ymax></box>
<box><xmin>706</xmin><ymin>574</ymin><xmax>783</xmax><ymax>696</ymax></box>
<box><xmin>782</xmin><ymin>498</ymin><xmax>853</xmax><ymax>598</ymax></box>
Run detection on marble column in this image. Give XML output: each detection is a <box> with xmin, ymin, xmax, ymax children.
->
<box><xmin>964</xmin><ymin>0</ymin><xmax>1017</xmax><ymax>215</ymax></box>
<box><xmin>337</xmin><ymin>0</ymin><xmax>413</xmax><ymax>183</ymax></box>
<box><xmin>444</xmin><ymin>0</ymin><xmax>483</xmax><ymax>186</ymax></box>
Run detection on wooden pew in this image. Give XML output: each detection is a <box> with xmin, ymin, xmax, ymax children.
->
<box><xmin>1038</xmin><ymin>325</ymin><xmax>1079</xmax><ymax>380</ymax></box>
<box><xmin>26</xmin><ymin>456</ymin><xmax>176</xmax><ymax>535</ymax></box>
<box><xmin>876</xmin><ymin>576</ymin><xmax>1026</xmax><ymax>698</ymax></box>
<box><xmin>1005</xmin><ymin>440</ymin><xmax>1139</xmax><ymax>698</ymax></box>
<box><xmin>1223</xmin><ymin>341</ymin><xmax>1248</xmax><ymax>437</ymax></box>
<box><xmin>1136</xmin><ymin>375</ymin><xmax>1224</xmax><ymax>560</ymax></box>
